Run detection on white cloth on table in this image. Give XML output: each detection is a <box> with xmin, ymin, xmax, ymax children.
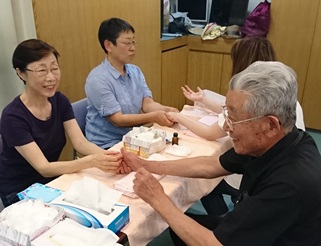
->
<box><xmin>113</xmin><ymin>154</ymin><xmax>167</xmax><ymax>198</ymax></box>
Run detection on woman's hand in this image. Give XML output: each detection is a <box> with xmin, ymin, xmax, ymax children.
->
<box><xmin>182</xmin><ymin>85</ymin><xmax>205</xmax><ymax>103</ymax></box>
<box><xmin>153</xmin><ymin>111</ymin><xmax>175</xmax><ymax>127</ymax></box>
<box><xmin>91</xmin><ymin>150</ymin><xmax>123</xmax><ymax>173</ymax></box>
<box><xmin>164</xmin><ymin>106</ymin><xmax>179</xmax><ymax>113</ymax></box>
<box><xmin>166</xmin><ymin>111</ymin><xmax>181</xmax><ymax>123</ymax></box>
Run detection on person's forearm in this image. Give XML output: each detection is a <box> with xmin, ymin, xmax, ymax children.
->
<box><xmin>108</xmin><ymin>112</ymin><xmax>157</xmax><ymax>127</ymax></box>
<box><xmin>142</xmin><ymin>101</ymin><xmax>169</xmax><ymax>113</ymax></box>
<box><xmin>74</xmin><ymin>138</ymin><xmax>104</xmax><ymax>156</ymax></box>
<box><xmin>200</xmin><ymin>97</ymin><xmax>222</xmax><ymax>113</ymax></box>
<box><xmin>176</xmin><ymin>115</ymin><xmax>226</xmax><ymax>140</ymax></box>
<box><xmin>143</xmin><ymin>156</ymin><xmax>225</xmax><ymax>179</ymax></box>
<box><xmin>38</xmin><ymin>156</ymin><xmax>94</xmax><ymax>177</ymax></box>
<box><xmin>152</xmin><ymin>194</ymin><xmax>222</xmax><ymax>246</ymax></box>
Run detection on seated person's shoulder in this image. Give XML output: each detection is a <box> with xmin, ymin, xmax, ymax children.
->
<box><xmin>125</xmin><ymin>63</ymin><xmax>143</xmax><ymax>74</ymax></box>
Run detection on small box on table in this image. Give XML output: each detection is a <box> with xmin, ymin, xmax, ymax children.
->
<box><xmin>122</xmin><ymin>126</ymin><xmax>167</xmax><ymax>158</ymax></box>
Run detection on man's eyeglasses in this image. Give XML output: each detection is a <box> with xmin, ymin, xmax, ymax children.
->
<box><xmin>25</xmin><ymin>66</ymin><xmax>61</xmax><ymax>77</ymax></box>
<box><xmin>222</xmin><ymin>106</ymin><xmax>265</xmax><ymax>131</ymax></box>
<box><xmin>117</xmin><ymin>40</ymin><xmax>138</xmax><ymax>48</ymax></box>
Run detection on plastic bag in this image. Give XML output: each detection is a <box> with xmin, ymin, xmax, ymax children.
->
<box><xmin>241</xmin><ymin>0</ymin><xmax>271</xmax><ymax>37</ymax></box>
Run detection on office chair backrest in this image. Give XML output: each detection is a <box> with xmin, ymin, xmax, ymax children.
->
<box><xmin>0</xmin><ymin>134</ymin><xmax>4</xmax><ymax>211</ymax></box>
<box><xmin>0</xmin><ymin>134</ymin><xmax>2</xmax><ymax>155</ymax></box>
<box><xmin>71</xmin><ymin>98</ymin><xmax>88</xmax><ymax>134</ymax></box>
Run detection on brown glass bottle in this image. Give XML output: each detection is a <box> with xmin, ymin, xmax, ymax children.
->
<box><xmin>172</xmin><ymin>132</ymin><xmax>179</xmax><ymax>145</ymax></box>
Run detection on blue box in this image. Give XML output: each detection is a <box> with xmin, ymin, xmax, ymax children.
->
<box><xmin>17</xmin><ymin>183</ymin><xmax>62</xmax><ymax>203</ymax></box>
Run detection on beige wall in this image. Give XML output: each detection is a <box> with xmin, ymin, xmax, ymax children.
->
<box><xmin>32</xmin><ymin>0</ymin><xmax>162</xmax><ymax>160</ymax></box>
<box><xmin>32</xmin><ymin>0</ymin><xmax>162</xmax><ymax>104</ymax></box>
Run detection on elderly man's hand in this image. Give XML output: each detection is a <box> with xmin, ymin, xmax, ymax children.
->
<box><xmin>133</xmin><ymin>167</ymin><xmax>165</xmax><ymax>205</ymax></box>
<box><xmin>120</xmin><ymin>147</ymin><xmax>145</xmax><ymax>171</ymax></box>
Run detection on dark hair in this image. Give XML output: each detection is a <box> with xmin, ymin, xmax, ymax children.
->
<box><xmin>231</xmin><ymin>36</ymin><xmax>276</xmax><ymax>76</ymax></box>
<box><xmin>12</xmin><ymin>39</ymin><xmax>60</xmax><ymax>72</ymax></box>
<box><xmin>98</xmin><ymin>17</ymin><xmax>135</xmax><ymax>53</ymax></box>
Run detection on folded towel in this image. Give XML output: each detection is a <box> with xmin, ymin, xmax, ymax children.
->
<box><xmin>165</xmin><ymin>145</ymin><xmax>192</xmax><ymax>157</ymax></box>
<box><xmin>113</xmin><ymin>154</ymin><xmax>167</xmax><ymax>198</ymax></box>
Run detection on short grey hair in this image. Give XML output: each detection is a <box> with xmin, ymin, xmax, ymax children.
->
<box><xmin>229</xmin><ymin>61</ymin><xmax>297</xmax><ymax>131</ymax></box>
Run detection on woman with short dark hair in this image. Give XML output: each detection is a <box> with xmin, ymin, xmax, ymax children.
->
<box><xmin>0</xmin><ymin>39</ymin><xmax>127</xmax><ymax>207</ymax></box>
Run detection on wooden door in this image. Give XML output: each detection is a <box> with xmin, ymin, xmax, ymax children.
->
<box><xmin>301</xmin><ymin>1</ymin><xmax>321</xmax><ymax>129</ymax></box>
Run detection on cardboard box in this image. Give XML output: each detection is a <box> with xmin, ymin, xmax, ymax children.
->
<box><xmin>50</xmin><ymin>193</ymin><xmax>129</xmax><ymax>234</ymax></box>
<box><xmin>122</xmin><ymin>127</ymin><xmax>166</xmax><ymax>158</ymax></box>
<box><xmin>0</xmin><ymin>200</ymin><xmax>64</xmax><ymax>246</ymax></box>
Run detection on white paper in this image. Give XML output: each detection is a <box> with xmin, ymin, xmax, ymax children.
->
<box><xmin>113</xmin><ymin>154</ymin><xmax>167</xmax><ymax>198</ymax></box>
<box><xmin>63</xmin><ymin>177</ymin><xmax>122</xmax><ymax>214</ymax></box>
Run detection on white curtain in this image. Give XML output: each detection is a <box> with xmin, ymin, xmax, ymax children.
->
<box><xmin>0</xmin><ymin>0</ymin><xmax>36</xmax><ymax>113</ymax></box>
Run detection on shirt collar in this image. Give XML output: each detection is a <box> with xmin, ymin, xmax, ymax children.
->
<box><xmin>244</xmin><ymin>127</ymin><xmax>301</xmax><ymax>179</ymax></box>
<box><xmin>103</xmin><ymin>58</ymin><xmax>131</xmax><ymax>79</ymax></box>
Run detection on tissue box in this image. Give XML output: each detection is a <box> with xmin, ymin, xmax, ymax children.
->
<box><xmin>50</xmin><ymin>194</ymin><xmax>129</xmax><ymax>234</ymax></box>
<box><xmin>0</xmin><ymin>200</ymin><xmax>65</xmax><ymax>246</ymax></box>
<box><xmin>122</xmin><ymin>126</ymin><xmax>166</xmax><ymax>158</ymax></box>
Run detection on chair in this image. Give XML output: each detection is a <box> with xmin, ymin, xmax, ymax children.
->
<box><xmin>71</xmin><ymin>98</ymin><xmax>88</xmax><ymax>158</ymax></box>
<box><xmin>0</xmin><ymin>134</ymin><xmax>3</xmax><ymax>157</ymax></box>
<box><xmin>71</xmin><ymin>98</ymin><xmax>88</xmax><ymax>134</ymax></box>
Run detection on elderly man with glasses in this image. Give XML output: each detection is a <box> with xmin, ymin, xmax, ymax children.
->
<box><xmin>85</xmin><ymin>17</ymin><xmax>178</xmax><ymax>150</ymax></box>
<box><xmin>121</xmin><ymin>61</ymin><xmax>321</xmax><ymax>245</ymax></box>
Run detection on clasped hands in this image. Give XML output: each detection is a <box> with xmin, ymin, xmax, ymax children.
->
<box><xmin>95</xmin><ymin>147</ymin><xmax>166</xmax><ymax>203</ymax></box>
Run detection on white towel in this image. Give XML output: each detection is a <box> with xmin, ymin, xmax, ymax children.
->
<box><xmin>165</xmin><ymin>145</ymin><xmax>192</xmax><ymax>157</ymax></box>
<box><xmin>113</xmin><ymin>154</ymin><xmax>167</xmax><ymax>198</ymax></box>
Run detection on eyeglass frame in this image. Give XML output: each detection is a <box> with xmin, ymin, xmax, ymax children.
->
<box><xmin>25</xmin><ymin>66</ymin><xmax>61</xmax><ymax>77</ymax></box>
<box><xmin>222</xmin><ymin>105</ymin><xmax>266</xmax><ymax>131</ymax></box>
<box><xmin>117</xmin><ymin>40</ymin><xmax>138</xmax><ymax>48</ymax></box>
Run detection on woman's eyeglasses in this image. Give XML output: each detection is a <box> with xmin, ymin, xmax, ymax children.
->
<box><xmin>25</xmin><ymin>66</ymin><xmax>61</xmax><ymax>77</ymax></box>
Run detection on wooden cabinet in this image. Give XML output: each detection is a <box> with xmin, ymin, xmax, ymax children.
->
<box><xmin>160</xmin><ymin>35</ymin><xmax>234</xmax><ymax>109</ymax></box>
<box><xmin>187</xmin><ymin>36</ymin><xmax>234</xmax><ymax>99</ymax></box>
<box><xmin>161</xmin><ymin>36</ymin><xmax>188</xmax><ymax>110</ymax></box>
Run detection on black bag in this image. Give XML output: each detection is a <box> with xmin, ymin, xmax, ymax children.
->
<box><xmin>168</xmin><ymin>17</ymin><xmax>189</xmax><ymax>34</ymax></box>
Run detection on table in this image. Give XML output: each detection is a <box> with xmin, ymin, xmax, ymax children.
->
<box><xmin>47</xmin><ymin>124</ymin><xmax>232</xmax><ymax>245</ymax></box>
